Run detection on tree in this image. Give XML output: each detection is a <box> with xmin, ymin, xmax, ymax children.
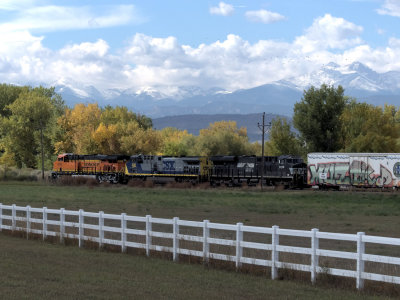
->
<box><xmin>159</xmin><ymin>127</ymin><xmax>193</xmax><ymax>156</ymax></box>
<box><xmin>56</xmin><ymin>104</ymin><xmax>155</xmax><ymax>155</ymax></box>
<box><xmin>119</xmin><ymin>122</ymin><xmax>162</xmax><ymax>155</ymax></box>
<box><xmin>265</xmin><ymin>117</ymin><xmax>303</xmax><ymax>156</ymax></box>
<box><xmin>293</xmin><ymin>84</ymin><xmax>348</xmax><ymax>152</ymax></box>
<box><xmin>100</xmin><ymin>105</ymin><xmax>152</xmax><ymax>129</ymax></box>
<box><xmin>92</xmin><ymin>123</ymin><xmax>121</xmax><ymax>154</ymax></box>
<box><xmin>55</xmin><ymin>103</ymin><xmax>102</xmax><ymax>154</ymax></box>
<box><xmin>0</xmin><ymin>84</ymin><xmax>29</xmax><ymax>117</ymax></box>
<box><xmin>340</xmin><ymin>102</ymin><xmax>400</xmax><ymax>152</ymax></box>
<box><xmin>0</xmin><ymin>90</ymin><xmax>59</xmax><ymax>170</ymax></box>
<box><xmin>195</xmin><ymin>121</ymin><xmax>254</xmax><ymax>156</ymax></box>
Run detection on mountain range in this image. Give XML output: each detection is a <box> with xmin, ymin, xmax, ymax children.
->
<box><xmin>54</xmin><ymin>61</ymin><xmax>400</xmax><ymax>119</ymax></box>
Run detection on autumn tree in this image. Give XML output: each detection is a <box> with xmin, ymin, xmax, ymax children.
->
<box><xmin>340</xmin><ymin>102</ymin><xmax>400</xmax><ymax>152</ymax></box>
<box><xmin>293</xmin><ymin>84</ymin><xmax>348</xmax><ymax>152</ymax></box>
<box><xmin>119</xmin><ymin>122</ymin><xmax>162</xmax><ymax>155</ymax></box>
<box><xmin>195</xmin><ymin>121</ymin><xmax>254</xmax><ymax>156</ymax></box>
<box><xmin>56</xmin><ymin>104</ymin><xmax>157</xmax><ymax>155</ymax></box>
<box><xmin>159</xmin><ymin>127</ymin><xmax>194</xmax><ymax>156</ymax></box>
<box><xmin>265</xmin><ymin>117</ymin><xmax>303</xmax><ymax>156</ymax></box>
<box><xmin>100</xmin><ymin>105</ymin><xmax>152</xmax><ymax>129</ymax></box>
<box><xmin>55</xmin><ymin>103</ymin><xmax>102</xmax><ymax>154</ymax></box>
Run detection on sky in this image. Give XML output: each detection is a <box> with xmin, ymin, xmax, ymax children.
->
<box><xmin>1</xmin><ymin>0</ymin><xmax>400</xmax><ymax>96</ymax></box>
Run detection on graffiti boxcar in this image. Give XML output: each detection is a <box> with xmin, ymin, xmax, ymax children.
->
<box><xmin>307</xmin><ymin>153</ymin><xmax>400</xmax><ymax>189</ymax></box>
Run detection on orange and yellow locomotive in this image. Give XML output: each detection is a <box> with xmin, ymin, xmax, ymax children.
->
<box><xmin>52</xmin><ymin>153</ymin><xmax>129</xmax><ymax>183</ymax></box>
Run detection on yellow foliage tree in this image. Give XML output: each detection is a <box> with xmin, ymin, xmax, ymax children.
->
<box><xmin>55</xmin><ymin>103</ymin><xmax>102</xmax><ymax>154</ymax></box>
<box><xmin>159</xmin><ymin>127</ymin><xmax>193</xmax><ymax>156</ymax></box>
<box><xmin>92</xmin><ymin>123</ymin><xmax>120</xmax><ymax>154</ymax></box>
<box><xmin>195</xmin><ymin>121</ymin><xmax>254</xmax><ymax>156</ymax></box>
<box><xmin>119</xmin><ymin>121</ymin><xmax>162</xmax><ymax>155</ymax></box>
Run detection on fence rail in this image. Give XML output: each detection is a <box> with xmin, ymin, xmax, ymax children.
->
<box><xmin>0</xmin><ymin>203</ymin><xmax>399</xmax><ymax>290</ymax></box>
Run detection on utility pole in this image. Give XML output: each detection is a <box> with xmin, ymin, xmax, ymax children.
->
<box><xmin>258</xmin><ymin>112</ymin><xmax>271</xmax><ymax>190</ymax></box>
<box><xmin>40</xmin><ymin>123</ymin><xmax>44</xmax><ymax>180</ymax></box>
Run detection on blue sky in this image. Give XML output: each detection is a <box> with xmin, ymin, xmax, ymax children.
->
<box><xmin>1</xmin><ymin>0</ymin><xmax>400</xmax><ymax>96</ymax></box>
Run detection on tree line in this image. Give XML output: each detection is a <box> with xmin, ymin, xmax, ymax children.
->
<box><xmin>268</xmin><ymin>84</ymin><xmax>400</xmax><ymax>156</ymax></box>
<box><xmin>0</xmin><ymin>83</ymin><xmax>399</xmax><ymax>170</ymax></box>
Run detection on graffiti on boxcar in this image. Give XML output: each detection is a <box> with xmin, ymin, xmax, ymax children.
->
<box><xmin>308</xmin><ymin>160</ymin><xmax>393</xmax><ymax>187</ymax></box>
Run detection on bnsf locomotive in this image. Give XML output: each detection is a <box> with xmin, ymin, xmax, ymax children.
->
<box><xmin>52</xmin><ymin>153</ymin><xmax>307</xmax><ymax>188</ymax></box>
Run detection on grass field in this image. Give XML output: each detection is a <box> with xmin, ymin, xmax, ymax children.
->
<box><xmin>0</xmin><ymin>233</ymin><xmax>384</xmax><ymax>299</ymax></box>
<box><xmin>1</xmin><ymin>181</ymin><xmax>399</xmax><ymax>236</ymax></box>
<box><xmin>0</xmin><ymin>181</ymin><xmax>399</xmax><ymax>298</ymax></box>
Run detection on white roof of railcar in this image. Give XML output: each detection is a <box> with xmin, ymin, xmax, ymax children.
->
<box><xmin>308</xmin><ymin>153</ymin><xmax>400</xmax><ymax>159</ymax></box>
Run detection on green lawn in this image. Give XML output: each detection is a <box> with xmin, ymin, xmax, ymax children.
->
<box><xmin>0</xmin><ymin>233</ymin><xmax>384</xmax><ymax>299</ymax></box>
<box><xmin>0</xmin><ymin>181</ymin><xmax>399</xmax><ymax>298</ymax></box>
<box><xmin>1</xmin><ymin>181</ymin><xmax>399</xmax><ymax>237</ymax></box>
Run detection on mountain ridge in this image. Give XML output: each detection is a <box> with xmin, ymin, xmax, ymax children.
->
<box><xmin>51</xmin><ymin>61</ymin><xmax>400</xmax><ymax>117</ymax></box>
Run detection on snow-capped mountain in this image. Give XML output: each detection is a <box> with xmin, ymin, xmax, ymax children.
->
<box><xmin>54</xmin><ymin>62</ymin><xmax>400</xmax><ymax>117</ymax></box>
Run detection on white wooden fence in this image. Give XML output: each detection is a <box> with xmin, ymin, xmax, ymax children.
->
<box><xmin>1</xmin><ymin>203</ymin><xmax>400</xmax><ymax>290</ymax></box>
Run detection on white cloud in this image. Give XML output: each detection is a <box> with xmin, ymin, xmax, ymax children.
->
<box><xmin>0</xmin><ymin>13</ymin><xmax>400</xmax><ymax>97</ymax></box>
<box><xmin>210</xmin><ymin>2</ymin><xmax>234</xmax><ymax>16</ymax></box>
<box><xmin>0</xmin><ymin>0</ymin><xmax>37</xmax><ymax>11</ymax></box>
<box><xmin>0</xmin><ymin>5</ymin><xmax>139</xmax><ymax>34</ymax></box>
<box><xmin>377</xmin><ymin>0</ymin><xmax>400</xmax><ymax>17</ymax></box>
<box><xmin>294</xmin><ymin>14</ymin><xmax>363</xmax><ymax>52</ymax></box>
<box><xmin>245</xmin><ymin>9</ymin><xmax>285</xmax><ymax>24</ymax></box>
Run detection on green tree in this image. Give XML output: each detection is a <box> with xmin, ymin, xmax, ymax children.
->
<box><xmin>0</xmin><ymin>89</ymin><xmax>60</xmax><ymax>169</ymax></box>
<box><xmin>293</xmin><ymin>84</ymin><xmax>348</xmax><ymax>152</ymax></box>
<box><xmin>265</xmin><ymin>117</ymin><xmax>303</xmax><ymax>156</ymax></box>
<box><xmin>340</xmin><ymin>102</ymin><xmax>400</xmax><ymax>152</ymax></box>
<box><xmin>0</xmin><ymin>84</ymin><xmax>29</xmax><ymax>117</ymax></box>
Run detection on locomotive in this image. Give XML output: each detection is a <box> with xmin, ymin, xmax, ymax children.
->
<box><xmin>52</xmin><ymin>153</ymin><xmax>307</xmax><ymax>188</ymax></box>
<box><xmin>52</xmin><ymin>153</ymin><xmax>129</xmax><ymax>183</ymax></box>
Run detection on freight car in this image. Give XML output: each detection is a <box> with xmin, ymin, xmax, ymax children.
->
<box><xmin>51</xmin><ymin>153</ymin><xmax>130</xmax><ymax>183</ymax></box>
<box><xmin>307</xmin><ymin>153</ymin><xmax>400</xmax><ymax>189</ymax></box>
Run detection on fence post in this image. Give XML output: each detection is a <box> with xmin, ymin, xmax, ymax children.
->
<box><xmin>236</xmin><ymin>222</ymin><xmax>243</xmax><ymax>269</ymax></box>
<box><xmin>99</xmin><ymin>211</ymin><xmax>104</xmax><ymax>249</ymax></box>
<box><xmin>60</xmin><ymin>208</ymin><xmax>65</xmax><ymax>243</ymax></box>
<box><xmin>271</xmin><ymin>225</ymin><xmax>279</xmax><ymax>280</ymax></box>
<box><xmin>356</xmin><ymin>232</ymin><xmax>365</xmax><ymax>290</ymax></box>
<box><xmin>12</xmin><ymin>204</ymin><xmax>16</xmax><ymax>231</ymax></box>
<box><xmin>79</xmin><ymin>209</ymin><xmax>84</xmax><ymax>248</ymax></box>
<box><xmin>203</xmin><ymin>220</ymin><xmax>210</xmax><ymax>264</ymax></box>
<box><xmin>42</xmin><ymin>207</ymin><xmax>47</xmax><ymax>240</ymax></box>
<box><xmin>146</xmin><ymin>215</ymin><xmax>152</xmax><ymax>257</ymax></box>
<box><xmin>0</xmin><ymin>203</ymin><xmax>2</xmax><ymax>231</ymax></box>
<box><xmin>311</xmin><ymin>228</ymin><xmax>319</xmax><ymax>284</ymax></box>
<box><xmin>26</xmin><ymin>205</ymin><xmax>31</xmax><ymax>239</ymax></box>
<box><xmin>121</xmin><ymin>213</ymin><xmax>127</xmax><ymax>253</ymax></box>
<box><xmin>173</xmin><ymin>217</ymin><xmax>179</xmax><ymax>262</ymax></box>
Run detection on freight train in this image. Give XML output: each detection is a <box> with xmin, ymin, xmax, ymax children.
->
<box><xmin>51</xmin><ymin>153</ymin><xmax>308</xmax><ymax>188</ymax></box>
